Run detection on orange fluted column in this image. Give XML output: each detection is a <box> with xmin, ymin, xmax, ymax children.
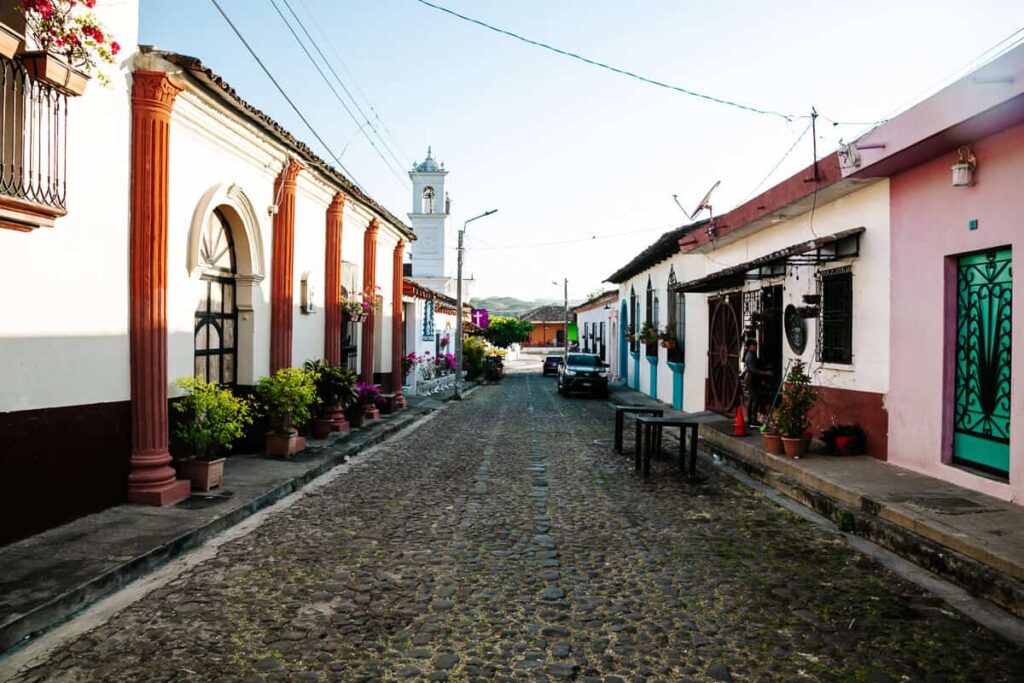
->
<box><xmin>270</xmin><ymin>158</ymin><xmax>304</xmax><ymax>373</ymax></box>
<box><xmin>391</xmin><ymin>240</ymin><xmax>406</xmax><ymax>408</ymax></box>
<box><xmin>324</xmin><ymin>192</ymin><xmax>346</xmax><ymax>365</ymax></box>
<box><xmin>127</xmin><ymin>71</ymin><xmax>190</xmax><ymax>505</ymax></box>
<box><xmin>360</xmin><ymin>218</ymin><xmax>379</xmax><ymax>384</ymax></box>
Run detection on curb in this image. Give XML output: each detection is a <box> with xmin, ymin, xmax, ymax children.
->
<box><xmin>699</xmin><ymin>426</ymin><xmax>1024</xmax><ymax>619</ymax></box>
<box><xmin>0</xmin><ymin>403</ymin><xmax>445</xmax><ymax>655</ymax></box>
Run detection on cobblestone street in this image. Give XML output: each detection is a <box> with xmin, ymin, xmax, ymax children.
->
<box><xmin>12</xmin><ymin>375</ymin><xmax>1024</xmax><ymax>682</ymax></box>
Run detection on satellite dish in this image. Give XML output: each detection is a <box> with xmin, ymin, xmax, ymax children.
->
<box><xmin>672</xmin><ymin>180</ymin><xmax>721</xmax><ymax>220</ymax></box>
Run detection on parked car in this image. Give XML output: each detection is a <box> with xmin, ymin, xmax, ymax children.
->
<box><xmin>542</xmin><ymin>356</ymin><xmax>563</xmax><ymax>376</ymax></box>
<box><xmin>557</xmin><ymin>353</ymin><xmax>609</xmax><ymax>398</ymax></box>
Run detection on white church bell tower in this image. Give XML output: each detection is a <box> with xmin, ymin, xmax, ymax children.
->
<box><xmin>408</xmin><ymin>147</ymin><xmax>461</xmax><ymax>296</ymax></box>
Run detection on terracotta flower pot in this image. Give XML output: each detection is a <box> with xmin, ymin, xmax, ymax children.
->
<box><xmin>835</xmin><ymin>435</ymin><xmax>857</xmax><ymax>456</ymax></box>
<box><xmin>177</xmin><ymin>458</ymin><xmax>225</xmax><ymax>492</ymax></box>
<box><xmin>21</xmin><ymin>51</ymin><xmax>89</xmax><ymax>96</ymax></box>
<box><xmin>347</xmin><ymin>411</ymin><xmax>366</xmax><ymax>429</ymax></box>
<box><xmin>781</xmin><ymin>436</ymin><xmax>806</xmax><ymax>459</ymax></box>
<box><xmin>266</xmin><ymin>427</ymin><xmax>302</xmax><ymax>458</ymax></box>
<box><xmin>761</xmin><ymin>433</ymin><xmax>784</xmax><ymax>455</ymax></box>
<box><xmin>311</xmin><ymin>417</ymin><xmax>333</xmax><ymax>439</ymax></box>
<box><xmin>366</xmin><ymin>406</ymin><xmax>380</xmax><ymax>421</ymax></box>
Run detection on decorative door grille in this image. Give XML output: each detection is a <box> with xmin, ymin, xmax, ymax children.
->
<box><xmin>706</xmin><ymin>295</ymin><xmax>742</xmax><ymax>414</ymax></box>
<box><xmin>954</xmin><ymin>249</ymin><xmax>1012</xmax><ymax>475</ymax></box>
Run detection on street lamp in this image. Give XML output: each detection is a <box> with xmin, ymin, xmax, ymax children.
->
<box><xmin>552</xmin><ymin>278</ymin><xmax>568</xmax><ymax>358</ymax></box>
<box><xmin>455</xmin><ymin>208</ymin><xmax>497</xmax><ymax>399</ymax></box>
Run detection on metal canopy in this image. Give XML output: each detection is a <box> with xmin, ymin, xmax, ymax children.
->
<box><xmin>672</xmin><ymin>227</ymin><xmax>864</xmax><ymax>294</ymax></box>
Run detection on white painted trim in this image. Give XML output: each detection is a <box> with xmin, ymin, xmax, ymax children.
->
<box><xmin>187</xmin><ymin>183</ymin><xmax>266</xmax><ymax>280</ymax></box>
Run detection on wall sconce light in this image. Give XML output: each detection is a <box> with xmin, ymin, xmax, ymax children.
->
<box><xmin>952</xmin><ymin>146</ymin><xmax>976</xmax><ymax>187</ymax></box>
<box><xmin>300</xmin><ymin>272</ymin><xmax>316</xmax><ymax>314</ymax></box>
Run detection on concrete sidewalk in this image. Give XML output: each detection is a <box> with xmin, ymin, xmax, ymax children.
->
<box><xmin>608</xmin><ymin>383</ymin><xmax>1024</xmax><ymax>618</ymax></box>
<box><xmin>0</xmin><ymin>390</ymin><xmax>461</xmax><ymax>655</ymax></box>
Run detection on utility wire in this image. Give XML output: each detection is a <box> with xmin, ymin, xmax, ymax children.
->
<box><xmin>739</xmin><ymin>119</ymin><xmax>812</xmax><ymax>204</ymax></box>
<box><xmin>268</xmin><ymin>0</ymin><xmax>412</xmax><ymax>189</ymax></box>
<box><xmin>281</xmin><ymin>0</ymin><xmax>412</xmax><ymax>176</ymax></box>
<box><xmin>298</xmin><ymin>0</ymin><xmax>413</xmax><ymax>165</ymax></box>
<box><xmin>463</xmin><ymin>222</ymin><xmax>688</xmax><ymax>252</ymax></box>
<box><xmin>414</xmin><ymin>0</ymin><xmax>800</xmax><ymax>121</ymax></box>
<box><xmin>208</xmin><ymin>0</ymin><xmax>364</xmax><ymax>190</ymax></box>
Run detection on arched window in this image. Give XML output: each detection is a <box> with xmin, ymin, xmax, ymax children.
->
<box><xmin>645</xmin><ymin>277</ymin><xmax>656</xmax><ymax>357</ymax></box>
<box><xmin>422</xmin><ymin>186</ymin><xmax>435</xmax><ymax>214</ymax></box>
<box><xmin>194</xmin><ymin>209</ymin><xmax>238</xmax><ymax>385</ymax></box>
<box><xmin>629</xmin><ymin>286</ymin><xmax>638</xmax><ymax>353</ymax></box>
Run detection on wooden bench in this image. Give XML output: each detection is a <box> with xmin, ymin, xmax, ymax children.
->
<box><xmin>634</xmin><ymin>416</ymin><xmax>699</xmax><ymax>479</ymax></box>
<box><xmin>614</xmin><ymin>405</ymin><xmax>664</xmax><ymax>454</ymax></box>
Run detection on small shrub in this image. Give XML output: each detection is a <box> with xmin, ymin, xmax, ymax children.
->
<box><xmin>255</xmin><ymin>368</ymin><xmax>319</xmax><ymax>434</ymax></box>
<box><xmin>172</xmin><ymin>377</ymin><xmax>253</xmax><ymax>460</ymax></box>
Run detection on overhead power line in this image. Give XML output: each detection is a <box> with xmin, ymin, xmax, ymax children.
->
<box><xmin>268</xmin><ymin>0</ymin><xmax>412</xmax><ymax>190</ymax></box>
<box><xmin>280</xmin><ymin>0</ymin><xmax>412</xmax><ymax>177</ymax></box>
<box><xmin>414</xmin><ymin>0</ymin><xmax>801</xmax><ymax>121</ymax></box>
<box><xmin>208</xmin><ymin>0</ymin><xmax>364</xmax><ymax>190</ymax></box>
<box><xmin>739</xmin><ymin>119</ymin><xmax>813</xmax><ymax>204</ymax></box>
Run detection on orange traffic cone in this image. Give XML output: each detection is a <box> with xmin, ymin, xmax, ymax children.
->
<box><xmin>734</xmin><ymin>406</ymin><xmax>748</xmax><ymax>436</ymax></box>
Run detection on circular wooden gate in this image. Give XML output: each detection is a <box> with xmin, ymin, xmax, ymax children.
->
<box><xmin>707</xmin><ymin>295</ymin><xmax>742</xmax><ymax>414</ymax></box>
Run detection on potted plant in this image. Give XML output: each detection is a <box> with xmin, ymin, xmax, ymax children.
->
<box><xmin>822</xmin><ymin>423</ymin><xmax>866</xmax><ymax>456</ymax></box>
<box><xmin>304</xmin><ymin>359</ymin><xmax>358</xmax><ymax>439</ymax></box>
<box><xmin>658</xmin><ymin>326</ymin><xmax>678</xmax><ymax>349</ymax></box>
<box><xmin>797</xmin><ymin>305</ymin><xmax>820</xmax><ymax>319</ymax></box>
<box><xmin>171</xmin><ymin>377</ymin><xmax>253</xmax><ymax>491</ymax></box>
<box><xmin>19</xmin><ymin>0</ymin><xmax>122</xmax><ymax>96</ymax></box>
<box><xmin>347</xmin><ymin>382</ymin><xmax>384</xmax><ymax>428</ymax></box>
<box><xmin>638</xmin><ymin>321</ymin><xmax>658</xmax><ymax>346</ymax></box>
<box><xmin>777</xmin><ymin>360</ymin><xmax>817</xmax><ymax>459</ymax></box>
<box><xmin>760</xmin><ymin>410</ymin><xmax>784</xmax><ymax>455</ymax></box>
<box><xmin>802</xmin><ymin>294</ymin><xmax>821</xmax><ymax>306</ymax></box>
<box><xmin>255</xmin><ymin>367</ymin><xmax>318</xmax><ymax>458</ymax></box>
<box><xmin>360</xmin><ymin>285</ymin><xmax>384</xmax><ymax>313</ymax></box>
<box><xmin>341</xmin><ymin>296</ymin><xmax>367</xmax><ymax>322</ymax></box>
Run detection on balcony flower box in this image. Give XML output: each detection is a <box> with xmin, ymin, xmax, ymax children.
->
<box><xmin>0</xmin><ymin>22</ymin><xmax>22</xmax><ymax>60</ymax></box>
<box><xmin>21</xmin><ymin>51</ymin><xmax>89</xmax><ymax>96</ymax></box>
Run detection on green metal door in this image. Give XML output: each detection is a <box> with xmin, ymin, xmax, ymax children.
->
<box><xmin>954</xmin><ymin>248</ymin><xmax>1012</xmax><ymax>476</ymax></box>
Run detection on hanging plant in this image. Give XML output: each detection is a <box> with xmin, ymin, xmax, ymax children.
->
<box><xmin>797</xmin><ymin>305</ymin><xmax>820</xmax><ymax>319</ymax></box>
<box><xmin>19</xmin><ymin>0</ymin><xmax>121</xmax><ymax>92</ymax></box>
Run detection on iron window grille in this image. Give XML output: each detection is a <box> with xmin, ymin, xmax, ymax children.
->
<box><xmin>630</xmin><ymin>287</ymin><xmax>638</xmax><ymax>353</ymax></box>
<box><xmin>817</xmin><ymin>266</ymin><xmax>853</xmax><ymax>364</ymax></box>
<box><xmin>0</xmin><ymin>55</ymin><xmax>67</xmax><ymax>213</ymax></box>
<box><xmin>645</xmin><ymin>278</ymin><xmax>657</xmax><ymax>357</ymax></box>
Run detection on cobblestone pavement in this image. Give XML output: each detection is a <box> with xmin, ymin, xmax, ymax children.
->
<box><xmin>12</xmin><ymin>375</ymin><xmax>1024</xmax><ymax>682</ymax></box>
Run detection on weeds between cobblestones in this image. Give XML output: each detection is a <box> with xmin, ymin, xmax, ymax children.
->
<box><xmin>10</xmin><ymin>375</ymin><xmax>1024</xmax><ymax>682</ymax></box>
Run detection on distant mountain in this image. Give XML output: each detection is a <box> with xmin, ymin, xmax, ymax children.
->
<box><xmin>469</xmin><ymin>296</ymin><xmax>583</xmax><ymax>317</ymax></box>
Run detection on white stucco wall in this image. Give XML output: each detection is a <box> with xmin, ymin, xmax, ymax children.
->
<box><xmin>0</xmin><ymin>4</ymin><xmax>139</xmax><ymax>412</ymax></box>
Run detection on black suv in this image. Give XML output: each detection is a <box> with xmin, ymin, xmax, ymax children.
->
<box><xmin>557</xmin><ymin>353</ymin><xmax>609</xmax><ymax>398</ymax></box>
<box><xmin>542</xmin><ymin>355</ymin><xmax>563</xmax><ymax>376</ymax></box>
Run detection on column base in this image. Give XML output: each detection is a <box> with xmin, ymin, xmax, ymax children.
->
<box><xmin>394</xmin><ymin>392</ymin><xmax>407</xmax><ymax>409</ymax></box>
<box><xmin>127</xmin><ymin>478</ymin><xmax>191</xmax><ymax>506</ymax></box>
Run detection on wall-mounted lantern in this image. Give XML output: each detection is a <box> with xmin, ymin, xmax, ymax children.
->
<box><xmin>951</xmin><ymin>146</ymin><xmax>976</xmax><ymax>187</ymax></box>
<box><xmin>300</xmin><ymin>272</ymin><xmax>316</xmax><ymax>314</ymax></box>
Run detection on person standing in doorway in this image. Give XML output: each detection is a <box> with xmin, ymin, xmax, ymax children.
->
<box><xmin>742</xmin><ymin>339</ymin><xmax>772</xmax><ymax>426</ymax></box>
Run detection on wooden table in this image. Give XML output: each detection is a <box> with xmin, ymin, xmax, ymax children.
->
<box><xmin>634</xmin><ymin>416</ymin><xmax>699</xmax><ymax>478</ymax></box>
<box><xmin>614</xmin><ymin>405</ymin><xmax>664</xmax><ymax>454</ymax></box>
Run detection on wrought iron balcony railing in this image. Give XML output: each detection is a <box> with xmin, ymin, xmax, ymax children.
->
<box><xmin>0</xmin><ymin>53</ymin><xmax>67</xmax><ymax>214</ymax></box>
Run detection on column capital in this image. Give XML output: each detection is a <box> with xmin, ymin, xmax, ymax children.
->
<box><xmin>278</xmin><ymin>157</ymin><xmax>305</xmax><ymax>187</ymax></box>
<box><xmin>328</xmin><ymin>192</ymin><xmax>347</xmax><ymax>214</ymax></box>
<box><xmin>366</xmin><ymin>217</ymin><xmax>380</xmax><ymax>234</ymax></box>
<box><xmin>131</xmin><ymin>71</ymin><xmax>182</xmax><ymax>116</ymax></box>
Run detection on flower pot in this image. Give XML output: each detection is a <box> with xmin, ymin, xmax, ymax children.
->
<box><xmin>266</xmin><ymin>427</ymin><xmax>302</xmax><ymax>458</ymax></box>
<box><xmin>325</xmin><ymin>406</ymin><xmax>350</xmax><ymax>433</ymax></box>
<box><xmin>761</xmin><ymin>433</ymin><xmax>784</xmax><ymax>455</ymax></box>
<box><xmin>177</xmin><ymin>457</ymin><xmax>225</xmax><ymax>492</ymax></box>
<box><xmin>0</xmin><ymin>22</ymin><xmax>22</xmax><ymax>60</ymax></box>
<box><xmin>21</xmin><ymin>51</ymin><xmax>89</xmax><ymax>96</ymax></box>
<box><xmin>366</xmin><ymin>406</ymin><xmax>380</xmax><ymax>421</ymax></box>
<box><xmin>835</xmin><ymin>435</ymin><xmax>857</xmax><ymax>456</ymax></box>
<box><xmin>347</xmin><ymin>411</ymin><xmax>366</xmax><ymax>428</ymax></box>
<box><xmin>311</xmin><ymin>417</ymin><xmax>333</xmax><ymax>439</ymax></box>
<box><xmin>660</xmin><ymin>340</ymin><xmax>677</xmax><ymax>349</ymax></box>
<box><xmin>350</xmin><ymin>311</ymin><xmax>367</xmax><ymax>323</ymax></box>
<box><xmin>781</xmin><ymin>436</ymin><xmax>806</xmax><ymax>459</ymax></box>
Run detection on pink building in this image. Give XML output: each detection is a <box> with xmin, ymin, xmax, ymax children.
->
<box><xmin>844</xmin><ymin>45</ymin><xmax>1024</xmax><ymax>502</ymax></box>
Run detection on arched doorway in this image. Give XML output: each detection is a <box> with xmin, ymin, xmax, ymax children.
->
<box><xmin>194</xmin><ymin>209</ymin><xmax>238</xmax><ymax>385</ymax></box>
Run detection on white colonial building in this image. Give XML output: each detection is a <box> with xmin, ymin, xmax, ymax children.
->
<box><xmin>0</xmin><ymin>2</ymin><xmax>415</xmax><ymax>544</ymax></box>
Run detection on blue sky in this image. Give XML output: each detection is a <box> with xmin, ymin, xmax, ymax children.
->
<box><xmin>142</xmin><ymin>0</ymin><xmax>1024</xmax><ymax>301</ymax></box>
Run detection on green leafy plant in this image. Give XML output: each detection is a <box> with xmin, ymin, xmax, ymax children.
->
<box><xmin>172</xmin><ymin>376</ymin><xmax>253</xmax><ymax>460</ymax></box>
<box><xmin>255</xmin><ymin>367</ymin><xmax>319</xmax><ymax>435</ymax></box>
<box><xmin>777</xmin><ymin>360</ymin><xmax>816</xmax><ymax>437</ymax></box>
<box><xmin>482</xmin><ymin>316</ymin><xmax>534</xmax><ymax>349</ymax></box>
<box><xmin>638</xmin><ymin>321</ymin><xmax>658</xmax><ymax>345</ymax></box>
<box><xmin>462</xmin><ymin>336</ymin><xmax>487</xmax><ymax>380</ymax></box>
<box><xmin>760</xmin><ymin>409</ymin><xmax>781</xmax><ymax>436</ymax></box>
<box><xmin>303</xmin><ymin>359</ymin><xmax>358</xmax><ymax>413</ymax></box>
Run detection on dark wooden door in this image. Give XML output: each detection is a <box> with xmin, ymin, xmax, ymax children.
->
<box><xmin>760</xmin><ymin>285</ymin><xmax>784</xmax><ymax>403</ymax></box>
<box><xmin>707</xmin><ymin>294</ymin><xmax>742</xmax><ymax>414</ymax></box>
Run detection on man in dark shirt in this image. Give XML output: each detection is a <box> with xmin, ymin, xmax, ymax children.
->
<box><xmin>742</xmin><ymin>339</ymin><xmax>771</xmax><ymax>426</ymax></box>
